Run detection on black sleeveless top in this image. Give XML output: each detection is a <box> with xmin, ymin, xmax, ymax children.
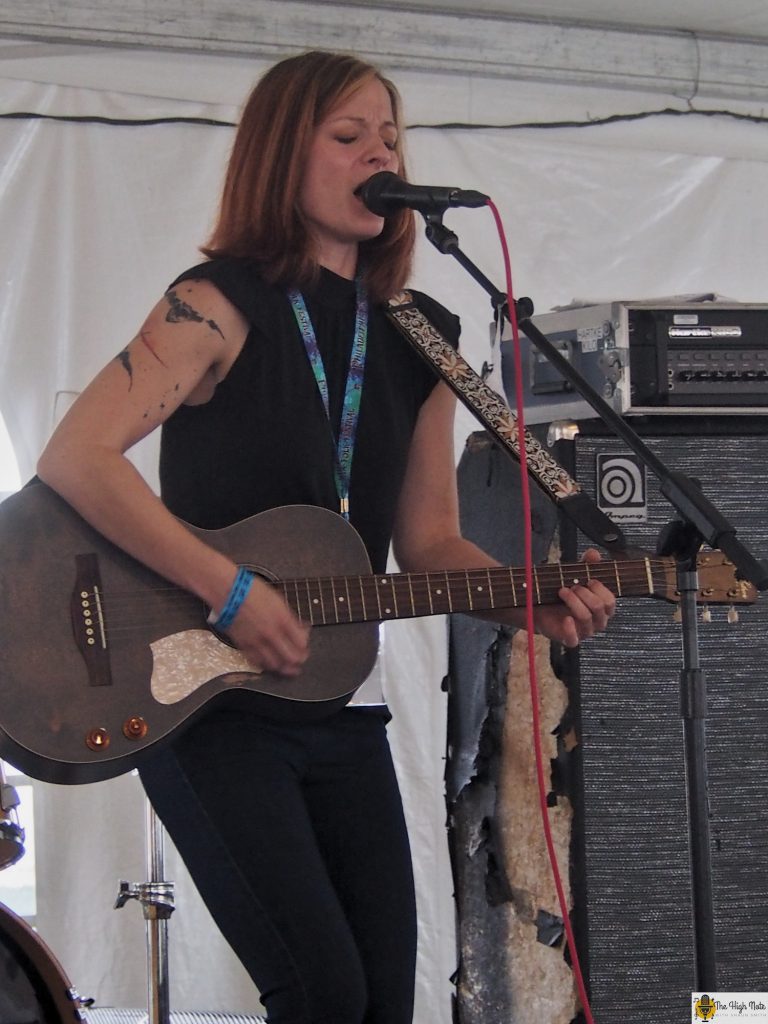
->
<box><xmin>159</xmin><ymin>258</ymin><xmax>460</xmax><ymax>573</ymax></box>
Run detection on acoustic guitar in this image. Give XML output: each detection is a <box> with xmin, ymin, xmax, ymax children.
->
<box><xmin>0</xmin><ymin>482</ymin><xmax>756</xmax><ymax>784</ymax></box>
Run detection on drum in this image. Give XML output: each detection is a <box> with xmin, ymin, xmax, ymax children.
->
<box><xmin>0</xmin><ymin>900</ymin><xmax>86</xmax><ymax>1024</ymax></box>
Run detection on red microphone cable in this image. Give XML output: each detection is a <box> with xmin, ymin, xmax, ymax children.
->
<box><xmin>486</xmin><ymin>196</ymin><xmax>596</xmax><ymax>1024</ymax></box>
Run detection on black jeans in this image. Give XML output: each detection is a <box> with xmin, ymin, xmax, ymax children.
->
<box><xmin>139</xmin><ymin>706</ymin><xmax>416</xmax><ymax>1024</ymax></box>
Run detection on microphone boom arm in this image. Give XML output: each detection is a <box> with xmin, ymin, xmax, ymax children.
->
<box><xmin>422</xmin><ymin>212</ymin><xmax>533</xmax><ymax>322</ymax></box>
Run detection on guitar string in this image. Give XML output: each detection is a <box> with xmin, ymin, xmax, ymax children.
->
<box><xmin>79</xmin><ymin>557</ymin><xmax>682</xmax><ymax>601</ymax></box>
<box><xmin>80</xmin><ymin>559</ymin><xmax>728</xmax><ymax>605</ymax></box>
<box><xmin>79</xmin><ymin>557</ymin><xmax>724</xmax><ymax>608</ymax></box>
<box><xmin>78</xmin><ymin>558</ymin><xmax>741</xmax><ymax>639</ymax></box>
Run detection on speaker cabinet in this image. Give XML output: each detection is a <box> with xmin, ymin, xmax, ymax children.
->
<box><xmin>556</xmin><ymin>419</ymin><xmax>768</xmax><ymax>1020</ymax></box>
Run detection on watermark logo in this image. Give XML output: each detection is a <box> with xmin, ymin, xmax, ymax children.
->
<box><xmin>694</xmin><ymin>994</ymin><xmax>717</xmax><ymax>1020</ymax></box>
<box><xmin>692</xmin><ymin>993</ymin><xmax>768</xmax><ymax>1022</ymax></box>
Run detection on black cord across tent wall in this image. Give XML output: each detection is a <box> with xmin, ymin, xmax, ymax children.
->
<box><xmin>0</xmin><ymin>106</ymin><xmax>767</xmax><ymax>130</ymax></box>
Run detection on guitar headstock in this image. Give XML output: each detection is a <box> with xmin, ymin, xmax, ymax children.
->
<box><xmin>660</xmin><ymin>550</ymin><xmax>758</xmax><ymax>611</ymax></box>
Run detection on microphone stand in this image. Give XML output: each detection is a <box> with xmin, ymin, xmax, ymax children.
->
<box><xmin>420</xmin><ymin>208</ymin><xmax>768</xmax><ymax>992</ymax></box>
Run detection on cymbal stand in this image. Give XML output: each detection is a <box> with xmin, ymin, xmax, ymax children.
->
<box><xmin>115</xmin><ymin>797</ymin><xmax>175</xmax><ymax>1024</ymax></box>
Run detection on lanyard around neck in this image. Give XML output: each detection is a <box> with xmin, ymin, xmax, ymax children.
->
<box><xmin>287</xmin><ymin>280</ymin><xmax>369</xmax><ymax>520</ymax></box>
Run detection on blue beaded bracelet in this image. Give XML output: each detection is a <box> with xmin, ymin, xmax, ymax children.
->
<box><xmin>207</xmin><ymin>567</ymin><xmax>254</xmax><ymax>629</ymax></box>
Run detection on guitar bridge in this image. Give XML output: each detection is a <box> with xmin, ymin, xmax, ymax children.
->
<box><xmin>71</xmin><ymin>552</ymin><xmax>113</xmax><ymax>687</ymax></box>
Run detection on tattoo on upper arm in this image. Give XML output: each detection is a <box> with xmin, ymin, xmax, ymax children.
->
<box><xmin>166</xmin><ymin>289</ymin><xmax>203</xmax><ymax>324</ymax></box>
<box><xmin>165</xmin><ymin>288</ymin><xmax>225</xmax><ymax>338</ymax></box>
<box><xmin>116</xmin><ymin>349</ymin><xmax>133</xmax><ymax>390</ymax></box>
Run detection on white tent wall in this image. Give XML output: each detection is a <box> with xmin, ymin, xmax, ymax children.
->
<box><xmin>0</xmin><ymin>23</ymin><xmax>767</xmax><ymax>1024</ymax></box>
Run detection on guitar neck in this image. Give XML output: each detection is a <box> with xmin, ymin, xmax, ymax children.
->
<box><xmin>278</xmin><ymin>556</ymin><xmax>667</xmax><ymax>626</ymax></box>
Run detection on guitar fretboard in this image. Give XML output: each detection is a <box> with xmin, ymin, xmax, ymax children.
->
<box><xmin>279</xmin><ymin>557</ymin><xmax>663</xmax><ymax>626</ymax></box>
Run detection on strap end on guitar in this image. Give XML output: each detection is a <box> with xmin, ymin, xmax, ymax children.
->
<box><xmin>558</xmin><ymin>491</ymin><xmax>645</xmax><ymax>558</ymax></box>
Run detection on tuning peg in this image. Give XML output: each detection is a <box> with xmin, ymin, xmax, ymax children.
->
<box><xmin>700</xmin><ymin>605</ymin><xmax>712</xmax><ymax>624</ymax></box>
<box><xmin>727</xmin><ymin>605</ymin><xmax>740</xmax><ymax>625</ymax></box>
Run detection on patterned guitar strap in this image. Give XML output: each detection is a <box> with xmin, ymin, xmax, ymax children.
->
<box><xmin>385</xmin><ymin>291</ymin><xmax>633</xmax><ymax>555</ymax></box>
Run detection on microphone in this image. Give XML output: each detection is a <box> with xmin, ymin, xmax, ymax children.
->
<box><xmin>355</xmin><ymin>171</ymin><xmax>489</xmax><ymax>216</ymax></box>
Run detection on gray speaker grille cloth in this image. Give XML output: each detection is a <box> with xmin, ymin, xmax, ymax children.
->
<box><xmin>573</xmin><ymin>433</ymin><xmax>768</xmax><ymax>1019</ymax></box>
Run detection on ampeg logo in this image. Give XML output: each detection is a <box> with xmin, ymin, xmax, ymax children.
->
<box><xmin>596</xmin><ymin>453</ymin><xmax>648</xmax><ymax>524</ymax></box>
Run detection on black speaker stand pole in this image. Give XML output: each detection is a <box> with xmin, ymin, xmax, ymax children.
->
<box><xmin>657</xmin><ymin>519</ymin><xmax>718</xmax><ymax>988</ymax></box>
<box><xmin>420</xmin><ymin>209</ymin><xmax>768</xmax><ymax>992</ymax></box>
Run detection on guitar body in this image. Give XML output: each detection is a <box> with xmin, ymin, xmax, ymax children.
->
<box><xmin>0</xmin><ymin>483</ymin><xmax>379</xmax><ymax>784</ymax></box>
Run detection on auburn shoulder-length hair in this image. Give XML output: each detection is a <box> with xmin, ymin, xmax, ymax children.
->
<box><xmin>202</xmin><ymin>51</ymin><xmax>415</xmax><ymax>303</ymax></box>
